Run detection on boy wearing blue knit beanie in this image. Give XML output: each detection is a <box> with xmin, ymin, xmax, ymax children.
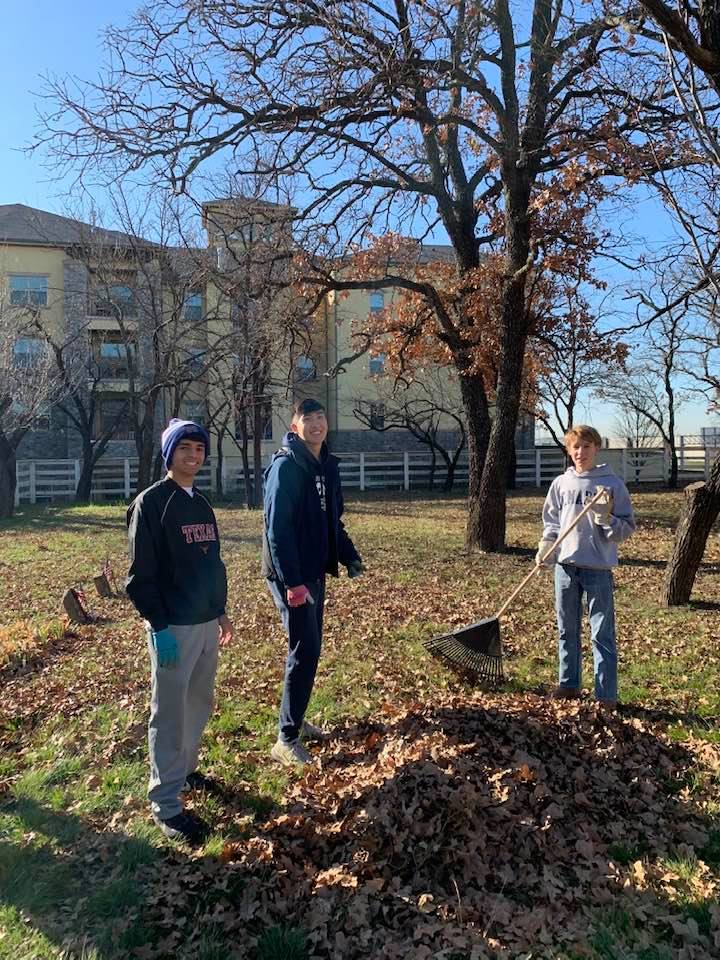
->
<box><xmin>126</xmin><ymin>419</ymin><xmax>233</xmax><ymax>844</ymax></box>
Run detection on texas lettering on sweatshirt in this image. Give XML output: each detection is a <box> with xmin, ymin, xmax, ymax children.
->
<box><xmin>542</xmin><ymin>464</ymin><xmax>636</xmax><ymax>569</ymax></box>
<box><xmin>126</xmin><ymin>478</ymin><xmax>227</xmax><ymax>630</ymax></box>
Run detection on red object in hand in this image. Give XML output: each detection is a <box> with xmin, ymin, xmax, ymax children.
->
<box><xmin>287</xmin><ymin>585</ymin><xmax>311</xmax><ymax>607</ymax></box>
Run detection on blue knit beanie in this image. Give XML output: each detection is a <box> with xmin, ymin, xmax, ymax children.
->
<box><xmin>161</xmin><ymin>418</ymin><xmax>210</xmax><ymax>470</ymax></box>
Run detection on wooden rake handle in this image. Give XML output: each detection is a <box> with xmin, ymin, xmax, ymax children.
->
<box><xmin>494</xmin><ymin>487</ymin><xmax>607</xmax><ymax>620</ymax></box>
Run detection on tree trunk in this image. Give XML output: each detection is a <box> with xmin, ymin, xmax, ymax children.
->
<box><xmin>474</xmin><ymin>280</ymin><xmax>528</xmax><ymax>550</ymax></box>
<box><xmin>0</xmin><ymin>435</ymin><xmax>16</xmax><ymax>518</ymax></box>
<box><xmin>428</xmin><ymin>446</ymin><xmax>436</xmax><ymax>490</ymax></box>
<box><xmin>668</xmin><ymin>448</ymin><xmax>679</xmax><ymax>490</ymax></box>
<box><xmin>460</xmin><ymin>371</ymin><xmax>491</xmax><ymax>546</ymax></box>
<box><xmin>251</xmin><ymin>400</ymin><xmax>263</xmax><ymax>510</ymax></box>
<box><xmin>76</xmin><ymin>439</ymin><xmax>95</xmax><ymax>501</ymax></box>
<box><xmin>662</xmin><ymin>452</ymin><xmax>720</xmax><ymax>605</ymax></box>
<box><xmin>444</xmin><ymin>456</ymin><xmax>456</xmax><ymax>492</ymax></box>
<box><xmin>215</xmin><ymin>429</ymin><xmax>225</xmax><ymax>499</ymax></box>
<box><xmin>135</xmin><ymin>405</ymin><xmax>157</xmax><ymax>494</ymax></box>
<box><xmin>470</xmin><ymin>183</ymin><xmax>531</xmax><ymax>550</ymax></box>
<box><xmin>136</xmin><ymin>437</ymin><xmax>155</xmax><ymax>494</ymax></box>
<box><xmin>506</xmin><ymin>443</ymin><xmax>517</xmax><ymax>491</ymax></box>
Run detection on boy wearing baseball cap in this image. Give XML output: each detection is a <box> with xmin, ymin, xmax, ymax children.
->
<box><xmin>126</xmin><ymin>418</ymin><xmax>233</xmax><ymax>843</ymax></box>
<box><xmin>262</xmin><ymin>399</ymin><xmax>364</xmax><ymax>767</ymax></box>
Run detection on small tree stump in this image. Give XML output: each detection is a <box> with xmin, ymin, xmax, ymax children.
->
<box><xmin>662</xmin><ymin>480</ymin><xmax>720</xmax><ymax>606</ymax></box>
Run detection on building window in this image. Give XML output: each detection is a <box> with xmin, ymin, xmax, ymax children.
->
<box><xmin>182</xmin><ymin>346</ymin><xmax>207</xmax><ymax>375</ymax></box>
<box><xmin>183</xmin><ymin>292</ymin><xmax>203</xmax><ymax>322</ymax></box>
<box><xmin>183</xmin><ymin>401</ymin><xmax>206</xmax><ymax>426</ymax></box>
<box><xmin>13</xmin><ymin>337</ymin><xmax>45</xmax><ymax>367</ymax></box>
<box><xmin>90</xmin><ymin>274</ymin><xmax>138</xmax><ymax>318</ymax></box>
<box><xmin>368</xmin><ymin>290</ymin><xmax>385</xmax><ymax>312</ymax></box>
<box><xmin>94</xmin><ymin>396</ymin><xmax>134</xmax><ymax>440</ymax></box>
<box><xmin>9</xmin><ymin>275</ymin><xmax>48</xmax><ymax>308</ymax></box>
<box><xmin>369</xmin><ymin>402</ymin><xmax>385</xmax><ymax>430</ymax></box>
<box><xmin>91</xmin><ymin>331</ymin><xmax>136</xmax><ymax>379</ymax></box>
<box><xmin>296</xmin><ymin>355</ymin><xmax>316</xmax><ymax>381</ymax></box>
<box><xmin>368</xmin><ymin>352</ymin><xmax>386</xmax><ymax>376</ymax></box>
<box><xmin>10</xmin><ymin>399</ymin><xmax>51</xmax><ymax>430</ymax></box>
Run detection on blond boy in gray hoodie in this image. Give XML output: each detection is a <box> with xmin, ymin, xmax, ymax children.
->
<box><xmin>537</xmin><ymin>425</ymin><xmax>635</xmax><ymax>707</ymax></box>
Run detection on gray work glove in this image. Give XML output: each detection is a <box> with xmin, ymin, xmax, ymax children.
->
<box><xmin>535</xmin><ymin>539</ymin><xmax>557</xmax><ymax>567</ymax></box>
<box><xmin>347</xmin><ymin>560</ymin><xmax>365</xmax><ymax>579</ymax></box>
<box><xmin>591</xmin><ymin>487</ymin><xmax>614</xmax><ymax>526</ymax></box>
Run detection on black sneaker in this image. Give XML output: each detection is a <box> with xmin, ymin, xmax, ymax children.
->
<box><xmin>182</xmin><ymin>770</ymin><xmax>224</xmax><ymax>795</ymax></box>
<box><xmin>153</xmin><ymin>811</ymin><xmax>209</xmax><ymax>844</ymax></box>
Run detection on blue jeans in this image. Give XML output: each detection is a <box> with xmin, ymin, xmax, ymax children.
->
<box><xmin>267</xmin><ymin>578</ymin><xmax>325</xmax><ymax>743</ymax></box>
<box><xmin>554</xmin><ymin>564</ymin><xmax>617</xmax><ymax>701</ymax></box>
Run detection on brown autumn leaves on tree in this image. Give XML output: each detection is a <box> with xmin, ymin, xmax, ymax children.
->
<box><xmin>38</xmin><ymin>0</ymin><xmax>700</xmax><ymax>553</ymax></box>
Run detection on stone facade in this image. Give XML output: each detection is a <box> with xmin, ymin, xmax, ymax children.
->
<box><xmin>17</xmin><ymin>427</ymin><xmax>68</xmax><ymax>459</ymax></box>
<box><xmin>329</xmin><ymin>428</ymin><xmax>465</xmax><ymax>454</ymax></box>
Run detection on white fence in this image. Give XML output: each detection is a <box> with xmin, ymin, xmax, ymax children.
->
<box><xmin>13</xmin><ymin>444</ymin><xmax>716</xmax><ymax>505</ymax></box>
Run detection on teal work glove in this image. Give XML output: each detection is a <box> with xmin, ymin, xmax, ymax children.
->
<box><xmin>151</xmin><ymin>628</ymin><xmax>179</xmax><ymax>668</ymax></box>
<box><xmin>347</xmin><ymin>560</ymin><xmax>365</xmax><ymax>579</ymax></box>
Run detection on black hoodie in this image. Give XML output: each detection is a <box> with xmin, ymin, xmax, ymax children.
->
<box><xmin>261</xmin><ymin>432</ymin><xmax>360</xmax><ymax>586</ymax></box>
<box><xmin>126</xmin><ymin>478</ymin><xmax>227</xmax><ymax>631</ymax></box>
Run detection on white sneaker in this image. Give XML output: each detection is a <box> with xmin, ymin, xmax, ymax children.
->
<box><xmin>271</xmin><ymin>738</ymin><xmax>313</xmax><ymax>767</ymax></box>
<box><xmin>301</xmin><ymin>719</ymin><xmax>329</xmax><ymax>742</ymax></box>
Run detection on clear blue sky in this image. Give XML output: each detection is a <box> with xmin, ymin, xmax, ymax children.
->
<box><xmin>0</xmin><ymin>1</ymin><xmax>713</xmax><ymax>441</ymax></box>
<box><xmin>0</xmin><ymin>0</ymin><xmax>139</xmax><ymax>209</ymax></box>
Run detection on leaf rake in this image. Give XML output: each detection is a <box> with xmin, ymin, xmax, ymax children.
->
<box><xmin>424</xmin><ymin>489</ymin><xmax>606</xmax><ymax>683</ymax></box>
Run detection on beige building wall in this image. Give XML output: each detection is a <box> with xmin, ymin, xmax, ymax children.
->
<box><xmin>0</xmin><ymin>244</ymin><xmax>66</xmax><ymax>338</ymax></box>
<box><xmin>324</xmin><ymin>285</ymin><xmax>464</xmax><ymax>437</ymax></box>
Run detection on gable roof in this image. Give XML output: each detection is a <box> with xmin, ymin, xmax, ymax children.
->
<box><xmin>0</xmin><ymin>204</ymin><xmax>146</xmax><ymax>248</ymax></box>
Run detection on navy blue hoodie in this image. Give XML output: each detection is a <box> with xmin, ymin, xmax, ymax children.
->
<box><xmin>261</xmin><ymin>432</ymin><xmax>360</xmax><ymax>586</ymax></box>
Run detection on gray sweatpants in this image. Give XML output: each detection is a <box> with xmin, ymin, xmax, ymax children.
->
<box><xmin>146</xmin><ymin>619</ymin><xmax>219</xmax><ymax>820</ymax></box>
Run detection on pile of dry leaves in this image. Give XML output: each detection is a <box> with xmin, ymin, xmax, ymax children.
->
<box><xmin>146</xmin><ymin>693</ymin><xmax>719</xmax><ymax>959</ymax></box>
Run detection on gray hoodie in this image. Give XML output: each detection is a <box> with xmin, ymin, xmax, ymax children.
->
<box><xmin>542</xmin><ymin>464</ymin><xmax>635</xmax><ymax>569</ymax></box>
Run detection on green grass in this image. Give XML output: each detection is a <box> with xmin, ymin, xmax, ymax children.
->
<box><xmin>255</xmin><ymin>925</ymin><xmax>308</xmax><ymax>960</ymax></box>
<box><xmin>608</xmin><ymin>841</ymin><xmax>649</xmax><ymax>865</ymax></box>
<box><xmin>0</xmin><ymin>904</ymin><xmax>64</xmax><ymax>960</ymax></box>
<box><xmin>1</xmin><ymin>492</ymin><xmax>719</xmax><ymax>959</ymax></box>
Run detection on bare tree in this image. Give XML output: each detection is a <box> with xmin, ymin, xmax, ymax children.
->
<box><xmin>614</xmin><ymin>270</ymin><xmax>691</xmax><ymax>488</ymax></box>
<box><xmin>205</xmin><ymin>194</ymin><xmax>303</xmax><ymax>507</ymax></box>
<box><xmin>527</xmin><ymin>289</ymin><xmax>628</xmax><ymax>452</ymax></box>
<box><xmin>33</xmin><ymin>319</ymin><xmax>130</xmax><ymax>501</ymax></box>
<box><xmin>0</xmin><ymin>296</ymin><xmax>66</xmax><ymax>516</ymax></box>
<box><xmin>353</xmin><ymin>372</ymin><xmax>467</xmax><ymax>491</ymax></box>
<box><xmin>65</xmin><ymin>191</ymin><xmax>225</xmax><ymax>495</ymax></box>
<box><xmin>628</xmin><ymin>1</ymin><xmax>720</xmax><ymax>602</ymax></box>
<box><xmin>611</xmin><ymin>388</ymin><xmax>663</xmax><ymax>483</ymax></box>
<box><xmin>639</xmin><ymin>1</ymin><xmax>720</xmax><ymax>92</ymax></box>
<box><xmin>38</xmin><ymin>1</ymin><xmax>689</xmax><ymax>550</ymax></box>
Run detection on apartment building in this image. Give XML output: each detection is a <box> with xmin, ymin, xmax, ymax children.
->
<box><xmin>1</xmin><ymin>201</ymin><xmax>533</xmax><ymax>464</ymax></box>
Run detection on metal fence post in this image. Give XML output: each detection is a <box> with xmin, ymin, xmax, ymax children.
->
<box><xmin>29</xmin><ymin>462</ymin><xmax>37</xmax><ymax>504</ymax></box>
<box><xmin>14</xmin><ymin>463</ymin><xmax>20</xmax><ymax>507</ymax></box>
<box><xmin>680</xmin><ymin>435</ymin><xmax>685</xmax><ymax>474</ymax></box>
<box><xmin>535</xmin><ymin>448</ymin><xmax>542</xmax><ymax>487</ymax></box>
<box><xmin>403</xmin><ymin>451</ymin><xmax>410</xmax><ymax>491</ymax></box>
<box><xmin>124</xmin><ymin>459</ymin><xmax>131</xmax><ymax>499</ymax></box>
<box><xmin>621</xmin><ymin>448</ymin><xmax>628</xmax><ymax>483</ymax></box>
<box><xmin>74</xmin><ymin>459</ymin><xmax>81</xmax><ymax>494</ymax></box>
<box><xmin>359</xmin><ymin>452</ymin><xmax>365</xmax><ymax>491</ymax></box>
